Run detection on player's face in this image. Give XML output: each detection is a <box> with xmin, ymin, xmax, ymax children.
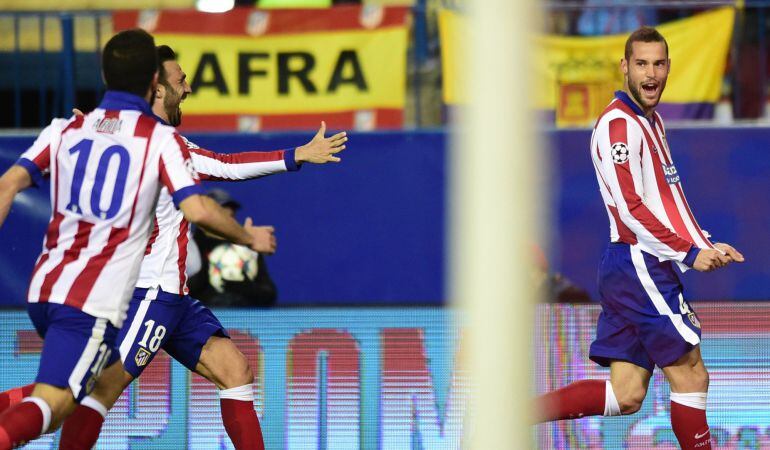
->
<box><xmin>622</xmin><ymin>41</ymin><xmax>669</xmax><ymax>113</ymax></box>
<box><xmin>162</xmin><ymin>60</ymin><xmax>192</xmax><ymax>127</ymax></box>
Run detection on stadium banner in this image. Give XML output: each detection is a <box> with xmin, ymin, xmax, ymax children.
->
<box><xmin>113</xmin><ymin>6</ymin><xmax>409</xmax><ymax>131</ymax></box>
<box><xmin>439</xmin><ymin>7</ymin><xmax>735</xmax><ymax>126</ymax></box>
<box><xmin>2</xmin><ymin>308</ymin><xmax>465</xmax><ymax>450</ymax></box>
<box><xmin>2</xmin><ymin>303</ymin><xmax>768</xmax><ymax>448</ymax></box>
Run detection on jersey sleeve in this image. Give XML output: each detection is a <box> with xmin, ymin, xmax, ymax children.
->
<box><xmin>596</xmin><ymin>116</ymin><xmax>699</xmax><ymax>265</ymax></box>
<box><xmin>16</xmin><ymin>121</ymin><xmax>60</xmax><ymax>185</ymax></box>
<box><xmin>158</xmin><ymin>132</ymin><xmax>204</xmax><ymax>208</ymax></box>
<box><xmin>188</xmin><ymin>146</ymin><xmax>297</xmax><ymax>181</ymax></box>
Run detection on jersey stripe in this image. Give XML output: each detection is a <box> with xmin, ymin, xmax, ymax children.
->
<box><xmin>27</xmin><ymin>212</ymin><xmax>65</xmax><ymax>301</ymax></box>
<box><xmin>65</xmin><ymin>226</ymin><xmax>130</xmax><ymax>308</ymax></box>
<box><xmin>38</xmin><ymin>221</ymin><xmax>94</xmax><ymax>301</ymax></box>
<box><xmin>616</xmin><ymin>104</ymin><xmax>696</xmax><ymax>247</ymax></box>
<box><xmin>145</xmin><ymin>218</ymin><xmax>160</xmax><ymax>256</ymax></box>
<box><xmin>176</xmin><ymin>220</ymin><xmax>189</xmax><ymax>294</ymax></box>
<box><xmin>128</xmin><ymin>114</ymin><xmax>156</xmax><ymax>227</ymax></box>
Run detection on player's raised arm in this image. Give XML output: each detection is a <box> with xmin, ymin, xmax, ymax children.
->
<box><xmin>595</xmin><ymin>116</ymin><xmax>709</xmax><ymax>268</ymax></box>
<box><xmin>185</xmin><ymin>122</ymin><xmax>347</xmax><ymax>182</ymax></box>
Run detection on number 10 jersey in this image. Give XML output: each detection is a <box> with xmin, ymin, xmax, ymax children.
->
<box><xmin>18</xmin><ymin>98</ymin><xmax>202</xmax><ymax>328</ymax></box>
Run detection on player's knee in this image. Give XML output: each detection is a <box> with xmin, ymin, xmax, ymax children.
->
<box><xmin>218</xmin><ymin>352</ymin><xmax>253</xmax><ymax>389</ymax></box>
<box><xmin>617</xmin><ymin>388</ymin><xmax>646</xmax><ymax>415</ymax></box>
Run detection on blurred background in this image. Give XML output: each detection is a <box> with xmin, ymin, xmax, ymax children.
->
<box><xmin>0</xmin><ymin>0</ymin><xmax>768</xmax><ymax>448</ymax></box>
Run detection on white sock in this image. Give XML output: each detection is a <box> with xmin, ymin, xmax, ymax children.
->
<box><xmin>670</xmin><ymin>392</ymin><xmax>707</xmax><ymax>410</ymax></box>
<box><xmin>22</xmin><ymin>397</ymin><xmax>52</xmax><ymax>435</ymax></box>
<box><xmin>603</xmin><ymin>380</ymin><xmax>621</xmax><ymax>416</ymax></box>
<box><xmin>80</xmin><ymin>395</ymin><xmax>108</xmax><ymax>418</ymax></box>
<box><xmin>218</xmin><ymin>384</ymin><xmax>254</xmax><ymax>402</ymax></box>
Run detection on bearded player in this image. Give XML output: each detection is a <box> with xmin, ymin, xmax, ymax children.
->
<box><xmin>534</xmin><ymin>27</ymin><xmax>744</xmax><ymax>450</ymax></box>
<box><xmin>0</xmin><ymin>44</ymin><xmax>346</xmax><ymax>450</ymax></box>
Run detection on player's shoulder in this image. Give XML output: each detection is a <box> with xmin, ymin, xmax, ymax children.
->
<box><xmin>595</xmin><ymin>100</ymin><xmax>642</xmax><ymax>132</ymax></box>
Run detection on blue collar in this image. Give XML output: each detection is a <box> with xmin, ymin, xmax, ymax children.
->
<box><xmin>615</xmin><ymin>90</ymin><xmax>654</xmax><ymax>124</ymax></box>
<box><xmin>98</xmin><ymin>90</ymin><xmax>155</xmax><ymax>117</ymax></box>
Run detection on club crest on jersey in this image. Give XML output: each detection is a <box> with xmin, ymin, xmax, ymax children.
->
<box><xmin>611</xmin><ymin>142</ymin><xmax>629</xmax><ymax>164</ymax></box>
<box><xmin>662</xmin><ymin>163</ymin><xmax>680</xmax><ymax>184</ymax></box>
<box><xmin>135</xmin><ymin>348</ymin><xmax>152</xmax><ymax>367</ymax></box>
<box><xmin>688</xmin><ymin>312</ymin><xmax>701</xmax><ymax>329</ymax></box>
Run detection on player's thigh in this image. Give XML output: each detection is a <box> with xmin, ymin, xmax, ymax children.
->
<box><xmin>609</xmin><ymin>360</ymin><xmax>653</xmax><ymax>408</ymax></box>
<box><xmin>88</xmin><ymin>360</ymin><xmax>135</xmax><ymax>410</ymax></box>
<box><xmin>161</xmin><ymin>297</ymin><xmax>247</xmax><ymax>388</ymax></box>
<box><xmin>661</xmin><ymin>345</ymin><xmax>708</xmax><ymax>393</ymax></box>
<box><xmin>116</xmin><ymin>289</ymin><xmax>183</xmax><ymax>379</ymax></box>
<box><xmin>195</xmin><ymin>335</ymin><xmax>252</xmax><ymax>389</ymax></box>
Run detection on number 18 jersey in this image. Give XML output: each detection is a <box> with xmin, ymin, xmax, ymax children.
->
<box><xmin>17</xmin><ymin>94</ymin><xmax>203</xmax><ymax>328</ymax></box>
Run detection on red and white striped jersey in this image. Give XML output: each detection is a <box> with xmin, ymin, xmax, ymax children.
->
<box><xmin>135</xmin><ymin>135</ymin><xmax>298</xmax><ymax>295</ymax></box>
<box><xmin>590</xmin><ymin>92</ymin><xmax>713</xmax><ymax>270</ymax></box>
<box><xmin>18</xmin><ymin>92</ymin><xmax>203</xmax><ymax>327</ymax></box>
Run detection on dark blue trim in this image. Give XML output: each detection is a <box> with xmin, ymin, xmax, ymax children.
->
<box><xmin>682</xmin><ymin>245</ymin><xmax>700</xmax><ymax>268</ymax></box>
<box><xmin>98</xmin><ymin>90</ymin><xmax>155</xmax><ymax>117</ymax></box>
<box><xmin>133</xmin><ymin>287</ymin><xmax>185</xmax><ymax>302</ymax></box>
<box><xmin>614</xmin><ymin>90</ymin><xmax>654</xmax><ymax>125</ymax></box>
<box><xmin>15</xmin><ymin>157</ymin><xmax>43</xmax><ymax>186</ymax></box>
<box><xmin>284</xmin><ymin>148</ymin><xmax>300</xmax><ymax>172</ymax></box>
<box><xmin>171</xmin><ymin>184</ymin><xmax>205</xmax><ymax>209</ymax></box>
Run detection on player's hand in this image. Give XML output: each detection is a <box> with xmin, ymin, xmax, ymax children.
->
<box><xmin>295</xmin><ymin>121</ymin><xmax>347</xmax><ymax>164</ymax></box>
<box><xmin>714</xmin><ymin>242</ymin><xmax>745</xmax><ymax>263</ymax></box>
<box><xmin>244</xmin><ymin>218</ymin><xmax>276</xmax><ymax>254</ymax></box>
<box><xmin>692</xmin><ymin>248</ymin><xmax>732</xmax><ymax>272</ymax></box>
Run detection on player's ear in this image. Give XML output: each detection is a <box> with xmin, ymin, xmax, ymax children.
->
<box><xmin>156</xmin><ymin>83</ymin><xmax>165</xmax><ymax>99</ymax></box>
<box><xmin>620</xmin><ymin>58</ymin><xmax>628</xmax><ymax>75</ymax></box>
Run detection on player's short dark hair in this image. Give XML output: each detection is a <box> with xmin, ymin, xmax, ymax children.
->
<box><xmin>156</xmin><ymin>45</ymin><xmax>178</xmax><ymax>86</ymax></box>
<box><xmin>624</xmin><ymin>27</ymin><xmax>668</xmax><ymax>61</ymax></box>
<box><xmin>102</xmin><ymin>29</ymin><xmax>158</xmax><ymax>97</ymax></box>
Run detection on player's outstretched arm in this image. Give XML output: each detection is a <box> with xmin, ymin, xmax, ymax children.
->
<box><xmin>0</xmin><ymin>166</ymin><xmax>32</xmax><ymax>229</ymax></box>
<box><xmin>179</xmin><ymin>194</ymin><xmax>269</xmax><ymax>253</ymax></box>
<box><xmin>295</xmin><ymin>121</ymin><xmax>347</xmax><ymax>164</ymax></box>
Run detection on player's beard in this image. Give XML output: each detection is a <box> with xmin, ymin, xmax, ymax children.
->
<box><xmin>164</xmin><ymin>89</ymin><xmax>183</xmax><ymax>127</ymax></box>
<box><xmin>628</xmin><ymin>76</ymin><xmax>665</xmax><ymax>112</ymax></box>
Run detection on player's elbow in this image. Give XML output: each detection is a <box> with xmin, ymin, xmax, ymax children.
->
<box><xmin>179</xmin><ymin>195</ymin><xmax>213</xmax><ymax>226</ymax></box>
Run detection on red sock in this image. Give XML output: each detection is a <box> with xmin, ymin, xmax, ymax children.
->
<box><xmin>534</xmin><ymin>379</ymin><xmax>607</xmax><ymax>422</ymax></box>
<box><xmin>0</xmin><ymin>384</ymin><xmax>35</xmax><ymax>414</ymax></box>
<box><xmin>58</xmin><ymin>402</ymin><xmax>106</xmax><ymax>450</ymax></box>
<box><xmin>220</xmin><ymin>398</ymin><xmax>264</xmax><ymax>450</ymax></box>
<box><xmin>0</xmin><ymin>399</ymin><xmax>48</xmax><ymax>450</ymax></box>
<box><xmin>670</xmin><ymin>393</ymin><xmax>711</xmax><ymax>450</ymax></box>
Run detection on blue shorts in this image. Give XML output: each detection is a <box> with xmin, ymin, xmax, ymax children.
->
<box><xmin>589</xmin><ymin>243</ymin><xmax>702</xmax><ymax>372</ymax></box>
<box><xmin>28</xmin><ymin>303</ymin><xmax>120</xmax><ymax>402</ymax></box>
<box><xmin>117</xmin><ymin>287</ymin><xmax>229</xmax><ymax>378</ymax></box>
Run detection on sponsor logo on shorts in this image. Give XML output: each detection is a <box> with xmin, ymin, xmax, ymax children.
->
<box><xmin>135</xmin><ymin>348</ymin><xmax>152</xmax><ymax>367</ymax></box>
<box><xmin>688</xmin><ymin>312</ymin><xmax>701</xmax><ymax>329</ymax></box>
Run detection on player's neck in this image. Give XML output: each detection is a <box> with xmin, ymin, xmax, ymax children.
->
<box><xmin>622</xmin><ymin>87</ymin><xmax>656</xmax><ymax>119</ymax></box>
<box><xmin>152</xmin><ymin>107</ymin><xmax>171</xmax><ymax>124</ymax></box>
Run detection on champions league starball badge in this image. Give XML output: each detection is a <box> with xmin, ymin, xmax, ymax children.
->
<box><xmin>611</xmin><ymin>142</ymin><xmax>630</xmax><ymax>164</ymax></box>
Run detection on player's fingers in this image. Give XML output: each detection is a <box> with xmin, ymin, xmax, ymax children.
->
<box><xmin>329</xmin><ymin>145</ymin><xmax>346</xmax><ymax>154</ymax></box>
<box><xmin>315</xmin><ymin>121</ymin><xmax>327</xmax><ymax>139</ymax></box>
<box><xmin>244</xmin><ymin>217</ymin><xmax>253</xmax><ymax>227</ymax></box>
<box><xmin>328</xmin><ymin>131</ymin><xmax>347</xmax><ymax>142</ymax></box>
<box><xmin>327</xmin><ymin>155</ymin><xmax>341</xmax><ymax>163</ymax></box>
<box><xmin>72</xmin><ymin>108</ymin><xmax>84</xmax><ymax>117</ymax></box>
<box><xmin>726</xmin><ymin>247</ymin><xmax>745</xmax><ymax>262</ymax></box>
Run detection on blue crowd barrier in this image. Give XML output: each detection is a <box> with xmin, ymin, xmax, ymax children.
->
<box><xmin>0</xmin><ymin>127</ymin><xmax>767</xmax><ymax>306</ymax></box>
